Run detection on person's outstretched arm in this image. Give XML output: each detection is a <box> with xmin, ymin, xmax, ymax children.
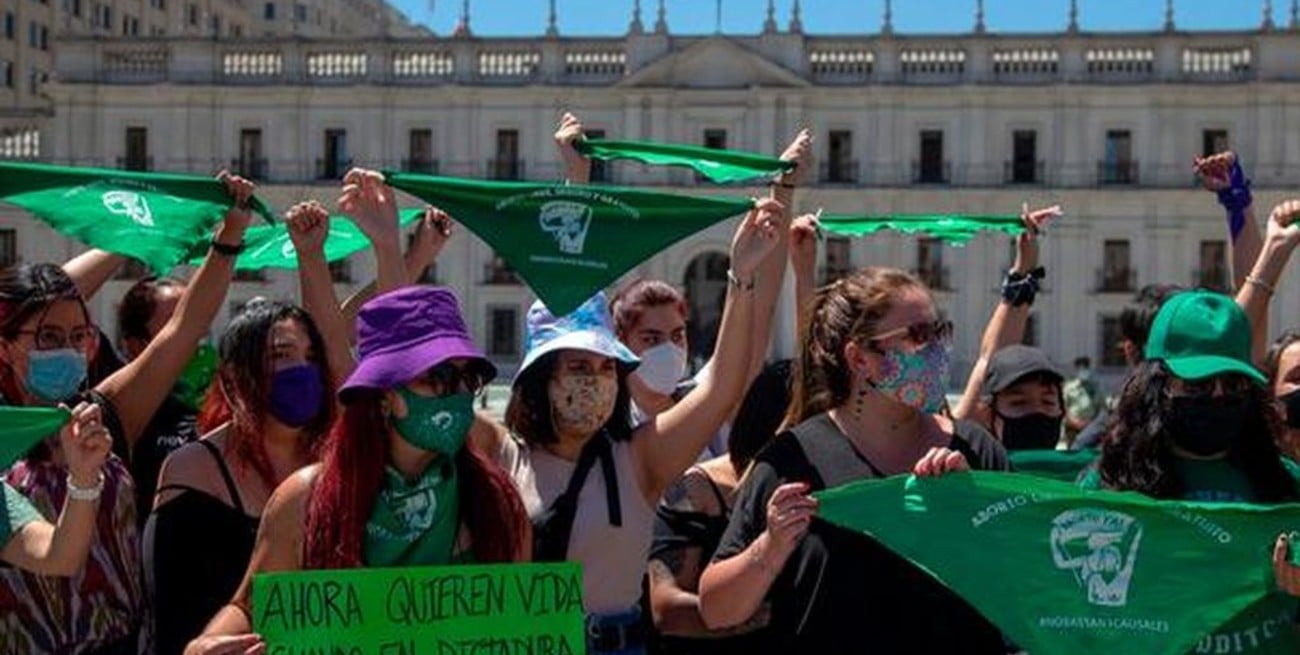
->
<box><xmin>1236</xmin><ymin>200</ymin><xmax>1300</xmax><ymax>366</ymax></box>
<box><xmin>63</xmin><ymin>249</ymin><xmax>125</xmax><ymax>301</ymax></box>
<box><xmin>1195</xmin><ymin>151</ymin><xmax>1262</xmax><ymax>290</ymax></box>
<box><xmin>555</xmin><ymin>111</ymin><xmax>590</xmax><ymax>185</ymax></box>
<box><xmin>285</xmin><ymin>201</ymin><xmax>354</xmax><ymax>386</ymax></box>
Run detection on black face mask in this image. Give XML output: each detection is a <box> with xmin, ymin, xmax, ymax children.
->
<box><xmin>1279</xmin><ymin>389</ymin><xmax>1300</xmax><ymax>430</ymax></box>
<box><xmin>997</xmin><ymin>412</ymin><xmax>1062</xmax><ymax>451</ymax></box>
<box><xmin>1169</xmin><ymin>395</ymin><xmax>1250</xmax><ymax>457</ymax></box>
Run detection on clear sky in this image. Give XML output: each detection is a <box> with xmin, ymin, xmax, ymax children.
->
<box><xmin>391</xmin><ymin>0</ymin><xmax>1293</xmax><ymax>36</ymax></box>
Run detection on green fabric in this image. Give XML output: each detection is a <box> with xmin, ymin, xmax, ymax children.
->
<box><xmin>573</xmin><ymin>138</ymin><xmax>795</xmax><ymax>184</ymax></box>
<box><xmin>818</xmin><ymin>213</ymin><xmax>1025</xmax><ymax>245</ymax></box>
<box><xmin>0</xmin><ymin>406</ymin><xmax>70</xmax><ymax>469</ymax></box>
<box><xmin>815</xmin><ymin>471</ymin><xmax>1300</xmax><ymax>655</ymax></box>
<box><xmin>0</xmin><ymin>161</ymin><xmax>276</xmax><ymax>274</ymax></box>
<box><xmin>1144</xmin><ymin>290</ymin><xmax>1265</xmax><ymax>385</ymax></box>
<box><xmin>187</xmin><ymin>208</ymin><xmax>424</xmax><ymax>270</ymax></box>
<box><xmin>173</xmin><ymin>342</ymin><xmax>217</xmax><ymax>410</ymax></box>
<box><xmin>364</xmin><ymin>457</ymin><xmax>459</xmax><ymax>567</ymax></box>
<box><xmin>1009</xmin><ymin>449</ymin><xmax>1098</xmax><ymax>483</ymax></box>
<box><xmin>1</xmin><ymin>480</ymin><xmax>43</xmax><ymax>549</ymax></box>
<box><xmin>383</xmin><ymin>173</ymin><xmax>756</xmax><ymax>315</ymax></box>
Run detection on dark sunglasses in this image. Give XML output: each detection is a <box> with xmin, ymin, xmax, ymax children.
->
<box><xmin>420</xmin><ymin>362</ymin><xmax>486</xmax><ymax>396</ymax></box>
<box><xmin>867</xmin><ymin>319</ymin><xmax>954</xmax><ymax>347</ymax></box>
<box><xmin>1171</xmin><ymin>374</ymin><xmax>1253</xmax><ymax>399</ymax></box>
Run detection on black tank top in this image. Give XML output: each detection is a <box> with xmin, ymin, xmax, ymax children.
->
<box><xmin>142</xmin><ymin>440</ymin><xmax>259</xmax><ymax>655</ymax></box>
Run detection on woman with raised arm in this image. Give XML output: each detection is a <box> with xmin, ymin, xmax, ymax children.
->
<box><xmin>185</xmin><ymin>287</ymin><xmax>531</xmax><ymax>655</ymax></box>
<box><xmin>698</xmin><ymin>267</ymin><xmax>1010</xmax><ymax>654</ymax></box>
<box><xmin>0</xmin><ymin>172</ymin><xmax>254</xmax><ymax>654</ymax></box>
<box><xmin>468</xmin><ymin>197</ymin><xmax>783</xmax><ymax>655</ymax></box>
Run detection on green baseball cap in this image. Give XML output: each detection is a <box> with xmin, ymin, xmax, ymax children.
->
<box><xmin>1144</xmin><ymin>289</ymin><xmax>1266</xmax><ymax>385</ymax></box>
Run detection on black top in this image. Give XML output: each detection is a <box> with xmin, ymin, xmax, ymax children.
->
<box><xmin>712</xmin><ymin>413</ymin><xmax>1011</xmax><ymax>655</ymax></box>
<box><xmin>142</xmin><ymin>440</ymin><xmax>258</xmax><ymax>655</ymax></box>
<box><xmin>98</xmin><ymin>389</ymin><xmax>199</xmax><ymax>524</ymax></box>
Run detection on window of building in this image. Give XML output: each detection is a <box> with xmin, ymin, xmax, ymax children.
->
<box><xmin>328</xmin><ymin>260</ymin><xmax>352</xmax><ymax>283</ymax></box>
<box><xmin>321</xmin><ymin>129</ymin><xmax>348</xmax><ymax>179</ymax></box>
<box><xmin>0</xmin><ymin>229</ymin><xmax>17</xmax><ymax>269</ymax></box>
<box><xmin>491</xmin><ymin>129</ymin><xmax>521</xmax><ymax>180</ymax></box>
<box><xmin>1202</xmin><ymin>129</ymin><xmax>1229</xmax><ymax>158</ymax></box>
<box><xmin>487</xmin><ymin>306</ymin><xmax>519</xmax><ymax>357</ymax></box>
<box><xmin>916</xmin><ymin>237</ymin><xmax>948</xmax><ymax>290</ymax></box>
<box><xmin>187</xmin><ymin>4</ymin><xmax>199</xmax><ymax>26</ymax></box>
<box><xmin>703</xmin><ymin>128</ymin><xmax>727</xmax><ymax>150</ymax></box>
<box><xmin>407</xmin><ymin>128</ymin><xmax>434</xmax><ymax>173</ymax></box>
<box><xmin>1099</xmin><ymin>315</ymin><xmax>1126</xmax><ymax>368</ymax></box>
<box><xmin>2</xmin><ymin>60</ymin><xmax>12</xmax><ymax>89</ymax></box>
<box><xmin>1023</xmin><ymin>314</ymin><xmax>1039</xmax><ymax>347</ymax></box>
<box><xmin>821</xmin><ymin>236</ymin><xmax>853</xmax><ymax>285</ymax></box>
<box><xmin>825</xmin><ymin>130</ymin><xmax>855</xmax><ymax>183</ymax></box>
<box><xmin>1101</xmin><ymin>129</ymin><xmax>1135</xmax><ymax>184</ymax></box>
<box><xmin>124</xmin><ymin>126</ymin><xmax>149</xmax><ymax>171</ymax></box>
<box><xmin>210</xmin><ymin>14</ymin><xmax>220</xmax><ymax>34</ymax></box>
<box><xmin>483</xmin><ymin>255</ymin><xmax>520</xmax><ymax>285</ymax></box>
<box><xmin>28</xmin><ymin>21</ymin><xmax>39</xmax><ymax>47</ymax></box>
<box><xmin>263</xmin><ymin>2</ymin><xmax>275</xmax><ymax>19</ymax></box>
<box><xmin>238</xmin><ymin>128</ymin><xmax>264</xmax><ymax>179</ymax></box>
<box><xmin>27</xmin><ymin>68</ymin><xmax>41</xmax><ymax>94</ymax></box>
<box><xmin>917</xmin><ymin>130</ymin><xmax>947</xmax><ymax>183</ymax></box>
<box><xmin>1099</xmin><ymin>239</ymin><xmax>1134</xmax><ymax>292</ymax></box>
<box><xmin>585</xmin><ymin>129</ymin><xmax>608</xmax><ymax>182</ymax></box>
<box><xmin>4</xmin><ymin>13</ymin><xmax>15</xmax><ymax>40</ymax></box>
<box><xmin>293</xmin><ymin>3</ymin><xmax>306</xmax><ymax>22</ymax></box>
<box><xmin>1198</xmin><ymin>239</ymin><xmax>1228</xmax><ymax>292</ymax></box>
<box><xmin>1010</xmin><ymin>130</ymin><xmax>1038</xmax><ymax>183</ymax></box>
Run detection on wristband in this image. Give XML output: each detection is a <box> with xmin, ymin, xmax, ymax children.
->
<box><xmin>1216</xmin><ymin>159</ymin><xmax>1253</xmax><ymax>242</ymax></box>
<box><xmin>66</xmin><ymin>471</ymin><xmax>105</xmax><ymax>502</ymax></box>
<box><xmin>1245</xmin><ymin>275</ymin><xmax>1275</xmax><ymax>296</ymax></box>
<box><xmin>1001</xmin><ymin>267</ymin><xmax>1045</xmax><ymax>307</ymax></box>
<box><xmin>768</xmin><ymin>180</ymin><xmax>797</xmax><ymax>190</ymax></box>
<box><xmin>727</xmin><ymin>269</ymin><xmax>756</xmax><ymax>291</ymax></box>
<box><xmin>210</xmin><ymin>239</ymin><xmax>246</xmax><ymax>256</ymax></box>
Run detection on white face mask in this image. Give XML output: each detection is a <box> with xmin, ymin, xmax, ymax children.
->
<box><xmin>633</xmin><ymin>342</ymin><xmax>688</xmax><ymax>395</ymax></box>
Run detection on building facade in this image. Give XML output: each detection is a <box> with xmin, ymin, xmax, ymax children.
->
<box><xmin>3</xmin><ymin>1</ymin><xmax>1300</xmax><ymax>384</ymax></box>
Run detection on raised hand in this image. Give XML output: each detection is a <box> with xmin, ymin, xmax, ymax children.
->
<box><xmin>1194</xmin><ymin>151</ymin><xmax>1237</xmax><ymax>192</ymax></box>
<box><xmin>338</xmin><ymin>168</ymin><xmax>399</xmax><ymax>242</ymax></box>
<box><xmin>730</xmin><ymin>198</ymin><xmax>785</xmax><ymax>281</ymax></box>
<box><xmin>216</xmin><ymin>170</ymin><xmax>256</xmax><ymax>232</ymax></box>
<box><xmin>406</xmin><ymin>206</ymin><xmax>455</xmax><ymax>273</ymax></box>
<box><xmin>61</xmin><ymin>402</ymin><xmax>112</xmax><ymax>489</ymax></box>
<box><xmin>777</xmin><ymin>128</ymin><xmax>814</xmax><ymax>187</ymax></box>
<box><xmin>1012</xmin><ymin>203</ymin><xmax>1062</xmax><ymax>275</ymax></box>
<box><xmin>554</xmin><ymin>111</ymin><xmax>591</xmax><ymax>183</ymax></box>
<box><xmin>913</xmin><ymin>446</ymin><xmax>970</xmax><ymax>477</ymax></box>
<box><xmin>789</xmin><ymin>212</ymin><xmax>820</xmax><ymax>278</ymax></box>
<box><xmin>1266</xmin><ymin>199</ymin><xmax>1300</xmax><ymax>248</ymax></box>
<box><xmin>285</xmin><ymin>201</ymin><xmax>331</xmax><ymax>258</ymax></box>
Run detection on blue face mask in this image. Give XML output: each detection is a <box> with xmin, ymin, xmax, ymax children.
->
<box><xmin>25</xmin><ymin>348</ymin><xmax>88</xmax><ymax>402</ymax></box>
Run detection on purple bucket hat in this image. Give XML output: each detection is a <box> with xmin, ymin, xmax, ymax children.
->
<box><xmin>514</xmin><ymin>292</ymin><xmax>638</xmax><ymax>384</ymax></box>
<box><xmin>340</xmin><ymin>286</ymin><xmax>496</xmax><ymax>402</ymax></box>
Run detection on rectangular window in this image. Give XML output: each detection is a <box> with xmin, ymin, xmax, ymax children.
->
<box><xmin>328</xmin><ymin>260</ymin><xmax>352</xmax><ymax>283</ymax></box>
<box><xmin>483</xmin><ymin>255</ymin><xmax>520</xmax><ymax>285</ymax></box>
<box><xmin>1011</xmin><ymin>130</ymin><xmax>1038</xmax><ymax>183</ymax></box>
<box><xmin>210</xmin><ymin>14</ymin><xmax>220</xmax><ymax>34</ymax></box>
<box><xmin>124</xmin><ymin>126</ymin><xmax>149</xmax><ymax>171</ymax></box>
<box><xmin>918</xmin><ymin>130</ymin><xmax>946</xmax><ymax>183</ymax></box>
<box><xmin>406</xmin><ymin>128</ymin><xmax>434</xmax><ymax>173</ymax></box>
<box><xmin>27</xmin><ymin>68</ymin><xmax>40</xmax><ymax>94</ymax></box>
<box><xmin>187</xmin><ymin>4</ymin><xmax>198</xmax><ymax>26</ymax></box>
<box><xmin>821</xmin><ymin>236</ymin><xmax>853</xmax><ymax>285</ymax></box>
<box><xmin>28</xmin><ymin>21</ymin><xmax>38</xmax><ymax>47</ymax></box>
<box><xmin>703</xmin><ymin>129</ymin><xmax>727</xmax><ymax>150</ymax></box>
<box><xmin>321</xmin><ymin>129</ymin><xmax>347</xmax><ymax>179</ymax></box>
<box><xmin>1100</xmin><ymin>239</ymin><xmax>1133</xmax><ymax>292</ymax></box>
<box><xmin>2</xmin><ymin>60</ymin><xmax>12</xmax><ymax>89</ymax></box>
<box><xmin>585</xmin><ymin>129</ymin><xmax>608</xmax><ymax>183</ymax></box>
<box><xmin>0</xmin><ymin>229</ymin><xmax>17</xmax><ymax>269</ymax></box>
<box><xmin>263</xmin><ymin>2</ymin><xmax>275</xmax><ymax>19</ymax></box>
<box><xmin>491</xmin><ymin>129</ymin><xmax>521</xmax><ymax>180</ymax></box>
<box><xmin>1099</xmin><ymin>316</ymin><xmax>1126</xmax><ymax>368</ymax></box>
<box><xmin>916</xmin><ymin>237</ymin><xmax>948</xmax><ymax>290</ymax></box>
<box><xmin>1198</xmin><ymin>239</ymin><xmax>1229</xmax><ymax>292</ymax></box>
<box><xmin>826</xmin><ymin>130</ymin><xmax>855</xmax><ymax>183</ymax></box>
<box><xmin>1202</xmin><ymin>129</ymin><xmax>1229</xmax><ymax>158</ymax></box>
<box><xmin>487</xmin><ymin>306</ymin><xmax>520</xmax><ymax>357</ymax></box>
<box><xmin>238</xmin><ymin>128</ymin><xmax>264</xmax><ymax>179</ymax></box>
<box><xmin>293</xmin><ymin>3</ymin><xmax>306</xmax><ymax>22</ymax></box>
<box><xmin>1023</xmin><ymin>314</ymin><xmax>1039</xmax><ymax>347</ymax></box>
<box><xmin>1101</xmin><ymin>129</ymin><xmax>1135</xmax><ymax>184</ymax></box>
<box><xmin>4</xmin><ymin>13</ymin><xmax>15</xmax><ymax>40</ymax></box>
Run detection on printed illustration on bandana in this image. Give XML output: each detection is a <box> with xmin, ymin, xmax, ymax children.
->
<box><xmin>538</xmin><ymin>200</ymin><xmax>594</xmax><ymax>255</ymax></box>
<box><xmin>1051</xmin><ymin>509</ymin><xmax>1143</xmax><ymax>607</ymax></box>
<box><xmin>101</xmin><ymin>190</ymin><xmax>155</xmax><ymax>227</ymax></box>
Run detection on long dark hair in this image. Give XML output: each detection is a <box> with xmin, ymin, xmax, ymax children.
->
<box><xmin>504</xmin><ymin>350</ymin><xmax>634</xmax><ymax>446</ymax></box>
<box><xmin>304</xmin><ymin>391</ymin><xmax>529</xmax><ymax>568</ymax></box>
<box><xmin>729</xmin><ymin>359</ymin><xmax>793</xmax><ymax>474</ymax></box>
<box><xmin>198</xmin><ymin>299</ymin><xmax>335</xmax><ymax>490</ymax></box>
<box><xmin>1098</xmin><ymin>360</ymin><xmax>1296</xmax><ymax>501</ymax></box>
<box><xmin>0</xmin><ymin>263</ymin><xmax>91</xmax><ymax>404</ymax></box>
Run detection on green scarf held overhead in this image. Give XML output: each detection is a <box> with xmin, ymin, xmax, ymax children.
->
<box><xmin>187</xmin><ymin>208</ymin><xmax>425</xmax><ymax>270</ymax></box>
<box><xmin>383</xmin><ymin>173</ymin><xmax>756</xmax><ymax>315</ymax></box>
<box><xmin>573</xmin><ymin>138</ymin><xmax>796</xmax><ymax>184</ymax></box>
<box><xmin>0</xmin><ymin>161</ymin><xmax>277</xmax><ymax>274</ymax></box>
<box><xmin>0</xmin><ymin>406</ymin><xmax>70</xmax><ymax>469</ymax></box>
<box><xmin>815</xmin><ymin>472</ymin><xmax>1300</xmax><ymax>655</ymax></box>
<box><xmin>819</xmin><ymin>213</ymin><xmax>1025</xmax><ymax>245</ymax></box>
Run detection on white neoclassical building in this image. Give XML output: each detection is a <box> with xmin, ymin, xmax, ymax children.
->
<box><xmin>3</xmin><ymin>1</ymin><xmax>1300</xmax><ymax>385</ymax></box>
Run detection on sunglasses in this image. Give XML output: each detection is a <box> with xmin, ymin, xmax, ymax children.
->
<box><xmin>1170</xmin><ymin>374</ymin><xmax>1254</xmax><ymax>400</ymax></box>
<box><xmin>419</xmin><ymin>362</ymin><xmax>486</xmax><ymax>396</ymax></box>
<box><xmin>867</xmin><ymin>319</ymin><xmax>954</xmax><ymax>347</ymax></box>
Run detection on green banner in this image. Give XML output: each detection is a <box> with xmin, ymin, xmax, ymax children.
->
<box><xmin>252</xmin><ymin>563</ymin><xmax>587</xmax><ymax>655</ymax></box>
<box><xmin>0</xmin><ymin>406</ymin><xmax>70</xmax><ymax>469</ymax></box>
<box><xmin>815</xmin><ymin>472</ymin><xmax>1300</xmax><ymax>655</ymax></box>
<box><xmin>187</xmin><ymin>209</ymin><xmax>424</xmax><ymax>270</ymax></box>
<box><xmin>384</xmin><ymin>173</ymin><xmax>755</xmax><ymax>315</ymax></box>
<box><xmin>573</xmin><ymin>138</ymin><xmax>795</xmax><ymax>184</ymax></box>
<box><xmin>1010</xmin><ymin>449</ymin><xmax>1099</xmax><ymax>483</ymax></box>
<box><xmin>0</xmin><ymin>162</ymin><xmax>276</xmax><ymax>274</ymax></box>
<box><xmin>819</xmin><ymin>213</ymin><xmax>1025</xmax><ymax>245</ymax></box>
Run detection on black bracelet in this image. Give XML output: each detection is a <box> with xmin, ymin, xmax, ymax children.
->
<box><xmin>1001</xmin><ymin>267</ymin><xmax>1045</xmax><ymax>307</ymax></box>
<box><xmin>210</xmin><ymin>239</ymin><xmax>246</xmax><ymax>256</ymax></box>
<box><xmin>769</xmin><ymin>180</ymin><xmax>797</xmax><ymax>190</ymax></box>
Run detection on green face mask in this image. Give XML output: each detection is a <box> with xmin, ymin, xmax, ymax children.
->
<box><xmin>392</xmin><ymin>389</ymin><xmax>474</xmax><ymax>455</ymax></box>
<box><xmin>173</xmin><ymin>343</ymin><xmax>218</xmax><ymax>410</ymax></box>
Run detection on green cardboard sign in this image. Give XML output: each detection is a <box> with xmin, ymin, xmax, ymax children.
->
<box><xmin>252</xmin><ymin>562</ymin><xmax>587</xmax><ymax>655</ymax></box>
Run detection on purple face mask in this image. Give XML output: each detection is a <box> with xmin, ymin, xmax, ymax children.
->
<box><xmin>269</xmin><ymin>363</ymin><xmax>324</xmax><ymax>428</ymax></box>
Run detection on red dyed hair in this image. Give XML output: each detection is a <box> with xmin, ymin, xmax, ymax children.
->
<box><xmin>304</xmin><ymin>392</ymin><xmax>529</xmax><ymax>568</ymax></box>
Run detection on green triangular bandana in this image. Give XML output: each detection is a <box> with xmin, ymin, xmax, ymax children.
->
<box><xmin>573</xmin><ymin>138</ymin><xmax>795</xmax><ymax>184</ymax></box>
<box><xmin>383</xmin><ymin>173</ymin><xmax>755</xmax><ymax>315</ymax></box>
<box><xmin>0</xmin><ymin>161</ymin><xmax>277</xmax><ymax>274</ymax></box>
<box><xmin>0</xmin><ymin>406</ymin><xmax>71</xmax><ymax>469</ymax></box>
<box><xmin>816</xmin><ymin>472</ymin><xmax>1300</xmax><ymax>655</ymax></box>
<box><xmin>819</xmin><ymin>214</ymin><xmax>1025</xmax><ymax>245</ymax></box>
<box><xmin>189</xmin><ymin>208</ymin><xmax>424</xmax><ymax>270</ymax></box>
<box><xmin>1009</xmin><ymin>449</ymin><xmax>1101</xmax><ymax>483</ymax></box>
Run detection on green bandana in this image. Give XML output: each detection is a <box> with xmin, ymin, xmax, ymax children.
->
<box><xmin>816</xmin><ymin>472</ymin><xmax>1300</xmax><ymax>655</ymax></box>
<box><xmin>364</xmin><ymin>457</ymin><xmax>459</xmax><ymax>567</ymax></box>
<box><xmin>0</xmin><ymin>162</ymin><xmax>276</xmax><ymax>274</ymax></box>
<box><xmin>173</xmin><ymin>342</ymin><xmax>218</xmax><ymax>410</ymax></box>
<box><xmin>1009</xmin><ymin>449</ymin><xmax>1100</xmax><ymax>483</ymax></box>
<box><xmin>189</xmin><ymin>209</ymin><xmax>425</xmax><ymax>270</ymax></box>
<box><xmin>819</xmin><ymin>213</ymin><xmax>1025</xmax><ymax>245</ymax></box>
<box><xmin>383</xmin><ymin>173</ymin><xmax>755</xmax><ymax>315</ymax></box>
<box><xmin>573</xmin><ymin>138</ymin><xmax>795</xmax><ymax>184</ymax></box>
<box><xmin>0</xmin><ymin>406</ymin><xmax>70</xmax><ymax>468</ymax></box>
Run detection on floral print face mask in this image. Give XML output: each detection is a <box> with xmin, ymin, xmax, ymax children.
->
<box><xmin>549</xmin><ymin>373</ymin><xmax>619</xmax><ymax>436</ymax></box>
<box><xmin>871</xmin><ymin>340</ymin><xmax>951</xmax><ymax>415</ymax></box>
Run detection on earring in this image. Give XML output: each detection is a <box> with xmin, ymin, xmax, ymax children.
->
<box><xmin>853</xmin><ymin>373</ymin><xmax>871</xmax><ymax>416</ymax></box>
